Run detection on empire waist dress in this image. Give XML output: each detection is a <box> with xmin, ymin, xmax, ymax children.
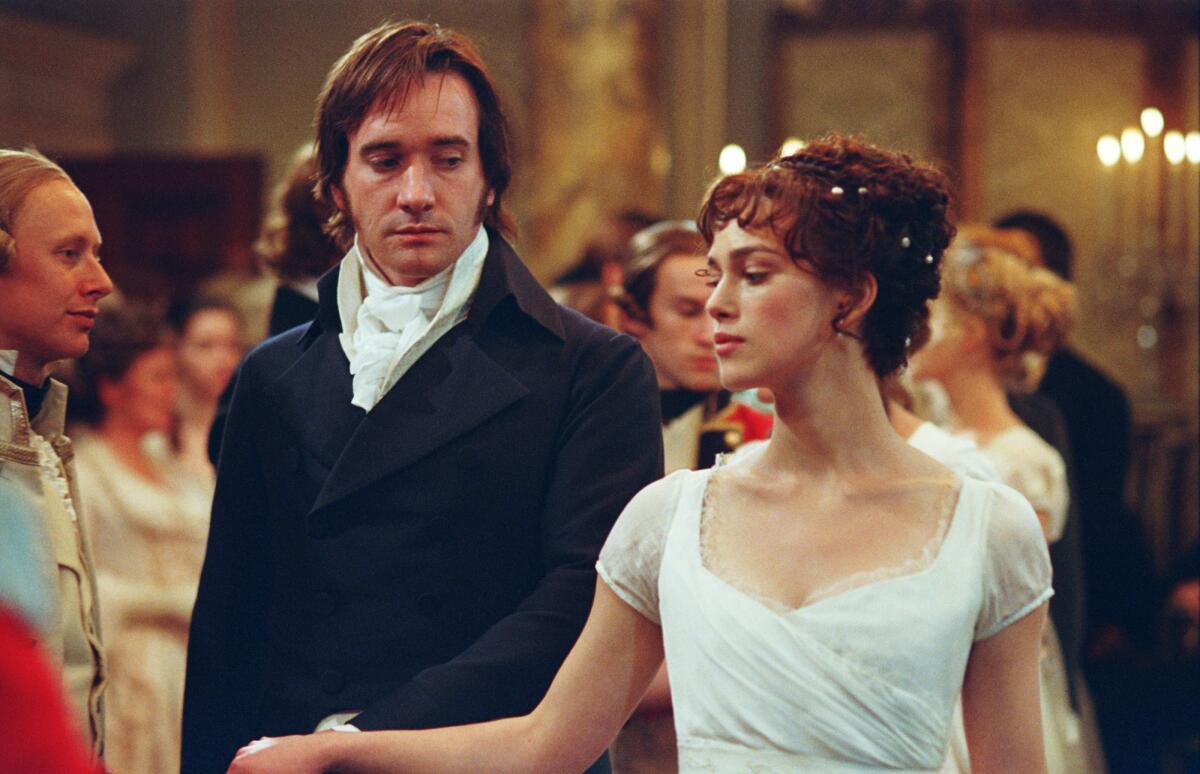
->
<box><xmin>597</xmin><ymin>466</ymin><xmax>1052</xmax><ymax>772</ymax></box>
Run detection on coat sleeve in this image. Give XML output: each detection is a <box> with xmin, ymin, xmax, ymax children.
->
<box><xmin>181</xmin><ymin>356</ymin><xmax>274</xmax><ymax>774</ymax></box>
<box><xmin>350</xmin><ymin>332</ymin><xmax>663</xmax><ymax>731</ymax></box>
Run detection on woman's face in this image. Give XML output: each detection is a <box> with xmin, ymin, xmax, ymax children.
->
<box><xmin>704</xmin><ymin>220</ymin><xmax>842</xmax><ymax>392</ymax></box>
<box><xmin>910</xmin><ymin>298</ymin><xmax>968</xmax><ymax>385</ymax></box>
<box><xmin>101</xmin><ymin>345</ymin><xmax>180</xmax><ymax>435</ymax></box>
<box><xmin>177</xmin><ymin>308</ymin><xmax>242</xmax><ymax>402</ymax></box>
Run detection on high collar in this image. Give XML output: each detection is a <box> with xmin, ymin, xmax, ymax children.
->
<box><xmin>0</xmin><ymin>372</ymin><xmax>69</xmax><ymax>442</ymax></box>
<box><xmin>304</xmin><ymin>228</ymin><xmax>564</xmax><ymax>346</ymax></box>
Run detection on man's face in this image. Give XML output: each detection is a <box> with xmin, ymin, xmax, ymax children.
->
<box><xmin>636</xmin><ymin>253</ymin><xmax>720</xmax><ymax>392</ymax></box>
<box><xmin>0</xmin><ymin>180</ymin><xmax>112</xmax><ymax>376</ymax></box>
<box><xmin>334</xmin><ymin>71</ymin><xmax>494</xmax><ymax>286</ymax></box>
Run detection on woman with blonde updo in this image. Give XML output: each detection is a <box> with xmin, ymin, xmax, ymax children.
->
<box><xmin>912</xmin><ymin>226</ymin><xmax>1075</xmax><ymax>537</ymax></box>
<box><xmin>911</xmin><ymin>226</ymin><xmax>1092</xmax><ymax>773</ymax></box>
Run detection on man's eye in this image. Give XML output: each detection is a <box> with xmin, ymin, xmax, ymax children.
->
<box><xmin>440</xmin><ymin>156</ymin><xmax>463</xmax><ymax>169</ymax></box>
<box><xmin>744</xmin><ymin>271</ymin><xmax>768</xmax><ymax>284</ymax></box>
<box><xmin>369</xmin><ymin>156</ymin><xmax>399</xmax><ymax>170</ymax></box>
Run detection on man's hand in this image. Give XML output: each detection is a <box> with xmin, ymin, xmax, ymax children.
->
<box><xmin>227</xmin><ymin>734</ymin><xmax>335</xmax><ymax>774</ymax></box>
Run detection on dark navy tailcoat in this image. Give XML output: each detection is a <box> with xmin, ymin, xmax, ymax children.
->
<box><xmin>181</xmin><ymin>232</ymin><xmax>663</xmax><ymax>773</ymax></box>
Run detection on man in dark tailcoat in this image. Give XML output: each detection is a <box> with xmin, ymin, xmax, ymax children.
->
<box><xmin>181</xmin><ymin>21</ymin><xmax>662</xmax><ymax>773</ymax></box>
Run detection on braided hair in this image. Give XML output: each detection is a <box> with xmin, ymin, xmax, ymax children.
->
<box><xmin>697</xmin><ymin>133</ymin><xmax>955</xmax><ymax>377</ymax></box>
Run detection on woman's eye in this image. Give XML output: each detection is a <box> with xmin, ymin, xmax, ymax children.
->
<box><xmin>744</xmin><ymin>271</ymin><xmax>768</xmax><ymax>284</ymax></box>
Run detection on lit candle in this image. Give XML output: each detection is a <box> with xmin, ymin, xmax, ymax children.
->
<box><xmin>1141</xmin><ymin>108</ymin><xmax>1164</xmax><ymax>260</ymax></box>
<box><xmin>1097</xmin><ymin>135</ymin><xmax>1121</xmax><ymax>260</ymax></box>
<box><xmin>1188</xmin><ymin>131</ymin><xmax>1200</xmax><ymax>262</ymax></box>
<box><xmin>1164</xmin><ymin>130</ymin><xmax>1186</xmax><ymax>258</ymax></box>
<box><xmin>1121</xmin><ymin>127</ymin><xmax>1145</xmax><ymax>271</ymax></box>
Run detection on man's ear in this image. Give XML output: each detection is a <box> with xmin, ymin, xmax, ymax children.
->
<box><xmin>618</xmin><ymin>307</ymin><xmax>650</xmax><ymax>339</ymax></box>
<box><xmin>331</xmin><ymin>184</ymin><xmax>347</xmax><ymax>212</ymax></box>
<box><xmin>835</xmin><ymin>273</ymin><xmax>878</xmax><ymax>333</ymax></box>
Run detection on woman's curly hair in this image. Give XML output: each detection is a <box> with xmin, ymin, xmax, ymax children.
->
<box><xmin>941</xmin><ymin>225</ymin><xmax>1076</xmax><ymax>392</ymax></box>
<box><xmin>697</xmin><ymin>133</ymin><xmax>955</xmax><ymax>377</ymax></box>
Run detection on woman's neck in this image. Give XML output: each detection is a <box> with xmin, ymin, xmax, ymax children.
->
<box><xmin>96</xmin><ymin>418</ymin><xmax>163</xmax><ymax>483</ymax></box>
<box><xmin>937</xmin><ymin>365</ymin><xmax>1022</xmax><ymax>443</ymax></box>
<box><xmin>177</xmin><ymin>388</ymin><xmax>216</xmax><ymax>429</ymax></box>
<box><xmin>757</xmin><ymin>355</ymin><xmax>906</xmax><ymax>482</ymax></box>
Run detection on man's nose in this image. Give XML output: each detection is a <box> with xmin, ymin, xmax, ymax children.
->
<box><xmin>396</xmin><ymin>162</ymin><xmax>435</xmax><ymax>213</ymax></box>
<box><xmin>85</xmin><ymin>256</ymin><xmax>114</xmax><ymax>300</ymax></box>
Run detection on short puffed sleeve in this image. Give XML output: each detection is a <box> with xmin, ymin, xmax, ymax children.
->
<box><xmin>596</xmin><ymin>470</ymin><xmax>690</xmax><ymax>625</ymax></box>
<box><xmin>974</xmin><ymin>482</ymin><xmax>1054</xmax><ymax>641</ymax></box>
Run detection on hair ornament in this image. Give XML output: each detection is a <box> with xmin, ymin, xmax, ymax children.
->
<box><xmin>901</xmin><ymin>236</ymin><xmax>911</xmax><ymax>248</ymax></box>
<box><xmin>925</xmin><ymin>253</ymin><xmax>935</xmax><ymax>264</ymax></box>
<box><xmin>953</xmin><ymin>244</ymin><xmax>983</xmax><ymax>268</ymax></box>
<box><xmin>831</xmin><ymin>186</ymin><xmax>844</xmax><ymax>195</ymax></box>
<box><xmin>857</xmin><ymin>186</ymin><xmax>868</xmax><ymax>195</ymax></box>
<box><xmin>904</xmin><ymin>336</ymin><xmax>913</xmax><ymax>348</ymax></box>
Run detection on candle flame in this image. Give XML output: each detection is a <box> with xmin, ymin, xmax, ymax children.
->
<box><xmin>1164</xmin><ymin>131</ymin><xmax>1186</xmax><ymax>165</ymax></box>
<box><xmin>1140</xmin><ymin>107</ymin><xmax>1164</xmax><ymax>138</ymax></box>
<box><xmin>1097</xmin><ymin>135</ymin><xmax>1121</xmax><ymax>167</ymax></box>
<box><xmin>1186</xmin><ymin>131</ymin><xmax>1200</xmax><ymax>165</ymax></box>
<box><xmin>1121</xmin><ymin>128</ymin><xmax>1145</xmax><ymax>164</ymax></box>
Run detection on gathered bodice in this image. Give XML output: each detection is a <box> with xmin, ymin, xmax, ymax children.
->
<box><xmin>599</xmin><ymin>467</ymin><xmax>1052</xmax><ymax>772</ymax></box>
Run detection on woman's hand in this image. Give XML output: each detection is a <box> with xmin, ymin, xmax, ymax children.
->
<box><xmin>227</xmin><ymin>733</ymin><xmax>337</xmax><ymax>774</ymax></box>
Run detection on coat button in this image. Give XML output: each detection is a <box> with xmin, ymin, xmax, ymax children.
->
<box><xmin>416</xmin><ymin>592</ymin><xmax>441</xmax><ymax>616</ymax></box>
<box><xmin>319</xmin><ymin>670</ymin><xmax>345</xmax><ymax>695</ymax></box>
<box><xmin>313</xmin><ymin>591</ymin><xmax>337</xmax><ymax>617</ymax></box>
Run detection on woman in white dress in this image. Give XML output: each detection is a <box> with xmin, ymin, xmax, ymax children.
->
<box><xmin>71</xmin><ymin>303</ymin><xmax>211</xmax><ymax>774</ymax></box>
<box><xmin>910</xmin><ymin>227</ymin><xmax>1099</xmax><ymax>773</ymax></box>
<box><xmin>228</xmin><ymin>135</ymin><xmax>1052</xmax><ymax>774</ymax></box>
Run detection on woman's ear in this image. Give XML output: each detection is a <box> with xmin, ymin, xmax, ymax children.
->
<box><xmin>957</xmin><ymin>313</ymin><xmax>989</xmax><ymax>352</ymax></box>
<box><xmin>834</xmin><ymin>273</ymin><xmax>878</xmax><ymax>334</ymax></box>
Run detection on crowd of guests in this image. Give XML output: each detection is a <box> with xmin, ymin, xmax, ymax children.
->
<box><xmin>1</xmin><ymin>16</ymin><xmax>1196</xmax><ymax>774</ymax></box>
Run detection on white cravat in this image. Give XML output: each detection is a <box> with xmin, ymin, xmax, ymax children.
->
<box><xmin>337</xmin><ymin>227</ymin><xmax>489</xmax><ymax>410</ymax></box>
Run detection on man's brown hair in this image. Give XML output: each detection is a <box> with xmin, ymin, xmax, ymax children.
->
<box><xmin>314</xmin><ymin>21</ymin><xmax>515</xmax><ymax>250</ymax></box>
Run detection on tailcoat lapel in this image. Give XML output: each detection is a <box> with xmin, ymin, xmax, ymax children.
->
<box><xmin>295</xmin><ymin>232</ymin><xmax>559</xmax><ymax>516</ymax></box>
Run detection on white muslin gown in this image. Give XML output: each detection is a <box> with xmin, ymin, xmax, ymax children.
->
<box><xmin>598</xmin><ymin>466</ymin><xmax>1052</xmax><ymax>773</ymax></box>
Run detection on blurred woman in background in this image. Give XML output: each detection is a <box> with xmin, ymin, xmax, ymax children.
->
<box><xmin>168</xmin><ymin>296</ymin><xmax>243</xmax><ymax>483</ymax></box>
<box><xmin>911</xmin><ymin>228</ymin><xmax>1102</xmax><ymax>773</ymax></box>
<box><xmin>70</xmin><ymin>301</ymin><xmax>210</xmax><ymax>774</ymax></box>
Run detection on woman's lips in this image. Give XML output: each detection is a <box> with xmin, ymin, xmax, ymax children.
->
<box><xmin>713</xmin><ymin>332</ymin><xmax>744</xmax><ymax>356</ymax></box>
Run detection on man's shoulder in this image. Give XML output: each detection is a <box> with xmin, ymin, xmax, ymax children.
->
<box><xmin>237</xmin><ymin>323</ymin><xmax>315</xmax><ymax>383</ymax></box>
<box><xmin>552</xmin><ymin>304</ymin><xmax>646</xmax><ymax>365</ymax></box>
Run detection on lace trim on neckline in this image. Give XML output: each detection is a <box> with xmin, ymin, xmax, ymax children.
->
<box><xmin>697</xmin><ymin>468</ymin><xmax>961</xmax><ymax>613</ymax></box>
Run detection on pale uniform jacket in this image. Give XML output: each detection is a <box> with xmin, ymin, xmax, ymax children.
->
<box><xmin>0</xmin><ymin>375</ymin><xmax>106</xmax><ymax>755</ymax></box>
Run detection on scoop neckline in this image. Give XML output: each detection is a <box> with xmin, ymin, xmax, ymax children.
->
<box><xmin>689</xmin><ymin>467</ymin><xmax>974</xmax><ymax>617</ymax></box>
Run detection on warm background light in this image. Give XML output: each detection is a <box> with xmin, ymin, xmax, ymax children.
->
<box><xmin>718</xmin><ymin>143</ymin><xmax>747</xmax><ymax>175</ymax></box>
<box><xmin>779</xmin><ymin>137</ymin><xmax>806</xmax><ymax>157</ymax></box>
<box><xmin>1097</xmin><ymin>135</ymin><xmax>1122</xmax><ymax>167</ymax></box>
<box><xmin>1139</xmin><ymin>107</ymin><xmax>1164</xmax><ymax>138</ymax></box>
<box><xmin>1163</xmin><ymin>131</ymin><xmax>1186</xmax><ymax>165</ymax></box>
<box><xmin>1187</xmin><ymin>131</ymin><xmax>1200</xmax><ymax>164</ymax></box>
<box><xmin>1121</xmin><ymin>127</ymin><xmax>1145</xmax><ymax>164</ymax></box>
